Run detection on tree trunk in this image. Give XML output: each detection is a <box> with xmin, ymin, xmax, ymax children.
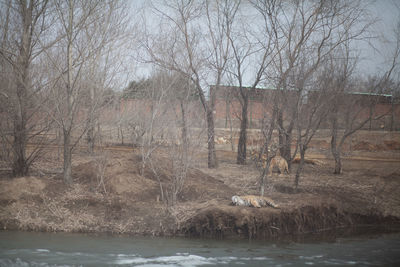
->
<box><xmin>283</xmin><ymin>130</ymin><xmax>292</xmax><ymax>170</ymax></box>
<box><xmin>333</xmin><ymin>148</ymin><xmax>342</xmax><ymax>174</ymax></box>
<box><xmin>119</xmin><ymin>126</ymin><xmax>124</xmax><ymax>145</ymax></box>
<box><xmin>369</xmin><ymin>106</ymin><xmax>373</xmax><ymax>130</ymax></box>
<box><xmin>249</xmin><ymin>101</ymin><xmax>252</xmax><ymax>129</ymax></box>
<box><xmin>206</xmin><ymin>109</ymin><xmax>218</xmax><ymax>168</ymax></box>
<box><xmin>259</xmin><ymin>105</ymin><xmax>277</xmax><ymax>196</ymax></box>
<box><xmin>227</xmin><ymin>102</ymin><xmax>234</xmax><ymax>151</ymax></box>
<box><xmin>260</xmin><ymin>168</ymin><xmax>267</xmax><ymax>197</ymax></box>
<box><xmin>225</xmin><ymin>98</ymin><xmax>229</xmax><ymax>128</ymax></box>
<box><xmin>63</xmin><ymin>130</ymin><xmax>72</xmax><ymax>184</ymax></box>
<box><xmin>278</xmin><ymin>110</ymin><xmax>285</xmax><ymax>155</ymax></box>
<box><xmin>294</xmin><ymin>147</ymin><xmax>306</xmax><ymax>190</ymax></box>
<box><xmin>260</xmin><ymin>160</ymin><xmax>271</xmax><ymax>196</ymax></box>
<box><xmin>11</xmin><ymin>1</ymin><xmax>33</xmax><ymax>177</ymax></box>
<box><xmin>12</xmin><ymin>117</ymin><xmax>28</xmax><ymax>176</ymax></box>
<box><xmin>390</xmin><ymin>100</ymin><xmax>394</xmax><ymax>131</ymax></box>
<box><xmin>237</xmin><ymin>95</ymin><xmax>248</xmax><ymax>165</ymax></box>
<box><xmin>330</xmin><ymin>107</ymin><xmax>342</xmax><ymax>174</ymax></box>
<box><xmin>204</xmin><ymin>84</ymin><xmax>218</xmax><ymax>169</ymax></box>
<box><xmin>180</xmin><ymin>101</ymin><xmax>188</xmax><ymax>148</ymax></box>
<box><xmin>278</xmin><ymin>110</ymin><xmax>292</xmax><ymax>167</ymax></box>
<box><xmin>331</xmin><ymin>133</ymin><xmax>343</xmax><ymax>175</ymax></box>
<box><xmin>63</xmin><ymin>0</ymin><xmax>74</xmax><ymax>185</ymax></box>
<box><xmin>86</xmin><ymin>86</ymin><xmax>96</xmax><ymax>154</ymax></box>
<box><xmin>12</xmin><ymin>82</ymin><xmax>28</xmax><ymax>176</ymax></box>
<box><xmin>86</xmin><ymin>116</ymin><xmax>95</xmax><ymax>154</ymax></box>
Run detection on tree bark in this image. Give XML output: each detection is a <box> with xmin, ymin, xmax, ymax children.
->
<box><xmin>63</xmin><ymin>0</ymin><xmax>74</xmax><ymax>184</ymax></box>
<box><xmin>390</xmin><ymin>99</ymin><xmax>394</xmax><ymax>131</ymax></box>
<box><xmin>201</xmin><ymin>84</ymin><xmax>218</xmax><ymax>168</ymax></box>
<box><xmin>11</xmin><ymin>1</ymin><xmax>33</xmax><ymax>177</ymax></box>
<box><xmin>333</xmin><ymin>148</ymin><xmax>342</xmax><ymax>174</ymax></box>
<box><xmin>86</xmin><ymin>125</ymin><xmax>95</xmax><ymax>153</ymax></box>
<box><xmin>63</xmin><ymin>129</ymin><xmax>72</xmax><ymax>184</ymax></box>
<box><xmin>294</xmin><ymin>147</ymin><xmax>306</xmax><ymax>190</ymax></box>
<box><xmin>278</xmin><ymin>110</ymin><xmax>285</xmax><ymax>154</ymax></box>
<box><xmin>12</xmin><ymin>117</ymin><xmax>28</xmax><ymax>176</ymax></box>
<box><xmin>278</xmin><ymin>110</ymin><xmax>293</xmax><ymax>169</ymax></box>
<box><xmin>283</xmin><ymin>129</ymin><xmax>292</xmax><ymax>170</ymax></box>
<box><xmin>259</xmin><ymin>166</ymin><xmax>267</xmax><ymax>197</ymax></box>
<box><xmin>237</xmin><ymin>95</ymin><xmax>248</xmax><ymax>165</ymax></box>
<box><xmin>86</xmin><ymin>113</ymin><xmax>95</xmax><ymax>154</ymax></box>
<box><xmin>330</xmin><ymin>114</ymin><xmax>342</xmax><ymax>174</ymax></box>
<box><xmin>259</xmin><ymin>104</ymin><xmax>277</xmax><ymax>196</ymax></box>
<box><xmin>180</xmin><ymin>100</ymin><xmax>188</xmax><ymax>148</ymax></box>
<box><xmin>330</xmin><ymin>104</ymin><xmax>343</xmax><ymax>174</ymax></box>
<box><xmin>206</xmin><ymin>109</ymin><xmax>218</xmax><ymax>168</ymax></box>
<box><xmin>225</xmin><ymin>98</ymin><xmax>229</xmax><ymax>128</ymax></box>
<box><xmin>86</xmin><ymin>86</ymin><xmax>96</xmax><ymax>154</ymax></box>
<box><xmin>12</xmin><ymin>79</ymin><xmax>28</xmax><ymax>176</ymax></box>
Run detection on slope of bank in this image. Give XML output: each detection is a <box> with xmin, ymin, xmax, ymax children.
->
<box><xmin>1</xmin><ymin>149</ymin><xmax>399</xmax><ymax>239</ymax></box>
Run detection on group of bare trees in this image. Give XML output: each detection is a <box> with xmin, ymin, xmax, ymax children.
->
<box><xmin>0</xmin><ymin>0</ymin><xmax>52</xmax><ymax>177</ymax></box>
<box><xmin>120</xmin><ymin>70</ymin><xmax>204</xmax><ymax>206</ymax></box>
<box><xmin>0</xmin><ymin>0</ymin><xmax>128</xmax><ymax>183</ymax></box>
<box><xmin>141</xmin><ymin>0</ymin><xmax>399</xmax><ymax>194</ymax></box>
<box><xmin>1</xmin><ymin>0</ymin><xmax>399</xmax><ymax>199</ymax></box>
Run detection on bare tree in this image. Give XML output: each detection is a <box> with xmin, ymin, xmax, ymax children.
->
<box><xmin>329</xmin><ymin>55</ymin><xmax>399</xmax><ymax>174</ymax></box>
<box><xmin>44</xmin><ymin>0</ymin><xmax>126</xmax><ymax>184</ymax></box>
<box><xmin>253</xmin><ymin>0</ymin><xmax>373</xmax><ymax>176</ymax></box>
<box><xmin>227</xmin><ymin>1</ymin><xmax>274</xmax><ymax>165</ymax></box>
<box><xmin>328</xmin><ymin>9</ymin><xmax>400</xmax><ymax>174</ymax></box>
<box><xmin>222</xmin><ymin>88</ymin><xmax>235</xmax><ymax>151</ymax></box>
<box><xmin>257</xmin><ymin>100</ymin><xmax>278</xmax><ymax>196</ymax></box>
<box><xmin>137</xmin><ymin>71</ymin><xmax>173</xmax><ymax>177</ymax></box>
<box><xmin>83</xmin><ymin>0</ymin><xmax>129</xmax><ymax>154</ymax></box>
<box><xmin>328</xmin><ymin>41</ymin><xmax>359</xmax><ymax>175</ymax></box>
<box><xmin>165</xmin><ymin>73</ymin><xmax>203</xmax><ymax>205</ymax></box>
<box><xmin>142</xmin><ymin>0</ymin><xmax>239</xmax><ymax>168</ymax></box>
<box><xmin>130</xmin><ymin>70</ymin><xmax>203</xmax><ymax>206</ymax></box>
<box><xmin>0</xmin><ymin>0</ymin><xmax>55</xmax><ymax>176</ymax></box>
<box><xmin>386</xmin><ymin>19</ymin><xmax>400</xmax><ymax>131</ymax></box>
<box><xmin>293</xmin><ymin>65</ymin><xmax>332</xmax><ymax>189</ymax></box>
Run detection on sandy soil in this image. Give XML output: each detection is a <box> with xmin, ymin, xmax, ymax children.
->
<box><xmin>0</xmin><ymin>133</ymin><xmax>399</xmax><ymax>239</ymax></box>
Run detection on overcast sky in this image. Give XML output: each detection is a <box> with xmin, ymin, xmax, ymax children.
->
<box><xmin>127</xmin><ymin>0</ymin><xmax>400</xmax><ymax>85</ymax></box>
<box><xmin>359</xmin><ymin>0</ymin><xmax>399</xmax><ymax>77</ymax></box>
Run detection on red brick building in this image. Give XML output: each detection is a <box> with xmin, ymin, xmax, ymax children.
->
<box><xmin>213</xmin><ymin>86</ymin><xmax>400</xmax><ymax>131</ymax></box>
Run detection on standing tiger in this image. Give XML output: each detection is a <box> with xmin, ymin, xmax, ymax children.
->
<box><xmin>269</xmin><ymin>155</ymin><xmax>289</xmax><ymax>176</ymax></box>
<box><xmin>251</xmin><ymin>150</ymin><xmax>289</xmax><ymax>175</ymax></box>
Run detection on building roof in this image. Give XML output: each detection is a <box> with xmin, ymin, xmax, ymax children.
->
<box><xmin>348</xmin><ymin>91</ymin><xmax>393</xmax><ymax>98</ymax></box>
<box><xmin>215</xmin><ymin>85</ymin><xmax>394</xmax><ymax>97</ymax></box>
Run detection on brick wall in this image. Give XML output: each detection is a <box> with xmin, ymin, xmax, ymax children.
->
<box><xmin>213</xmin><ymin>86</ymin><xmax>400</xmax><ymax>130</ymax></box>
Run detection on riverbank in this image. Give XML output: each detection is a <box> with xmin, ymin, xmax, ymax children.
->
<box><xmin>1</xmin><ymin>146</ymin><xmax>399</xmax><ymax>239</ymax></box>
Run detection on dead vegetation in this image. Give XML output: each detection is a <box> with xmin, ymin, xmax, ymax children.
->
<box><xmin>352</xmin><ymin>140</ymin><xmax>400</xmax><ymax>151</ymax></box>
<box><xmin>0</xmin><ymin>133</ymin><xmax>399</xmax><ymax>239</ymax></box>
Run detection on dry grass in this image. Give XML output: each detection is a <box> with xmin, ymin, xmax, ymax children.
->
<box><xmin>0</xmin><ymin>134</ymin><xmax>399</xmax><ymax>238</ymax></box>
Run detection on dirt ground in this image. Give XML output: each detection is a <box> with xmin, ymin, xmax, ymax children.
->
<box><xmin>0</xmin><ymin>132</ymin><xmax>400</xmax><ymax>239</ymax></box>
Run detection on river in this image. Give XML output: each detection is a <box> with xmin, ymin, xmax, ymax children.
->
<box><xmin>0</xmin><ymin>230</ymin><xmax>399</xmax><ymax>266</ymax></box>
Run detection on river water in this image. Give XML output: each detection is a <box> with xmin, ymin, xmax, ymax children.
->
<box><xmin>0</xmin><ymin>230</ymin><xmax>399</xmax><ymax>266</ymax></box>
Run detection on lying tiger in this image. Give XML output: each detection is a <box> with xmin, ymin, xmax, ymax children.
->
<box><xmin>232</xmin><ymin>195</ymin><xmax>279</xmax><ymax>208</ymax></box>
<box><xmin>251</xmin><ymin>150</ymin><xmax>289</xmax><ymax>176</ymax></box>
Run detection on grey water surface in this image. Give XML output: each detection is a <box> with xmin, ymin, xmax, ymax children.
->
<box><xmin>0</xmin><ymin>230</ymin><xmax>399</xmax><ymax>266</ymax></box>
